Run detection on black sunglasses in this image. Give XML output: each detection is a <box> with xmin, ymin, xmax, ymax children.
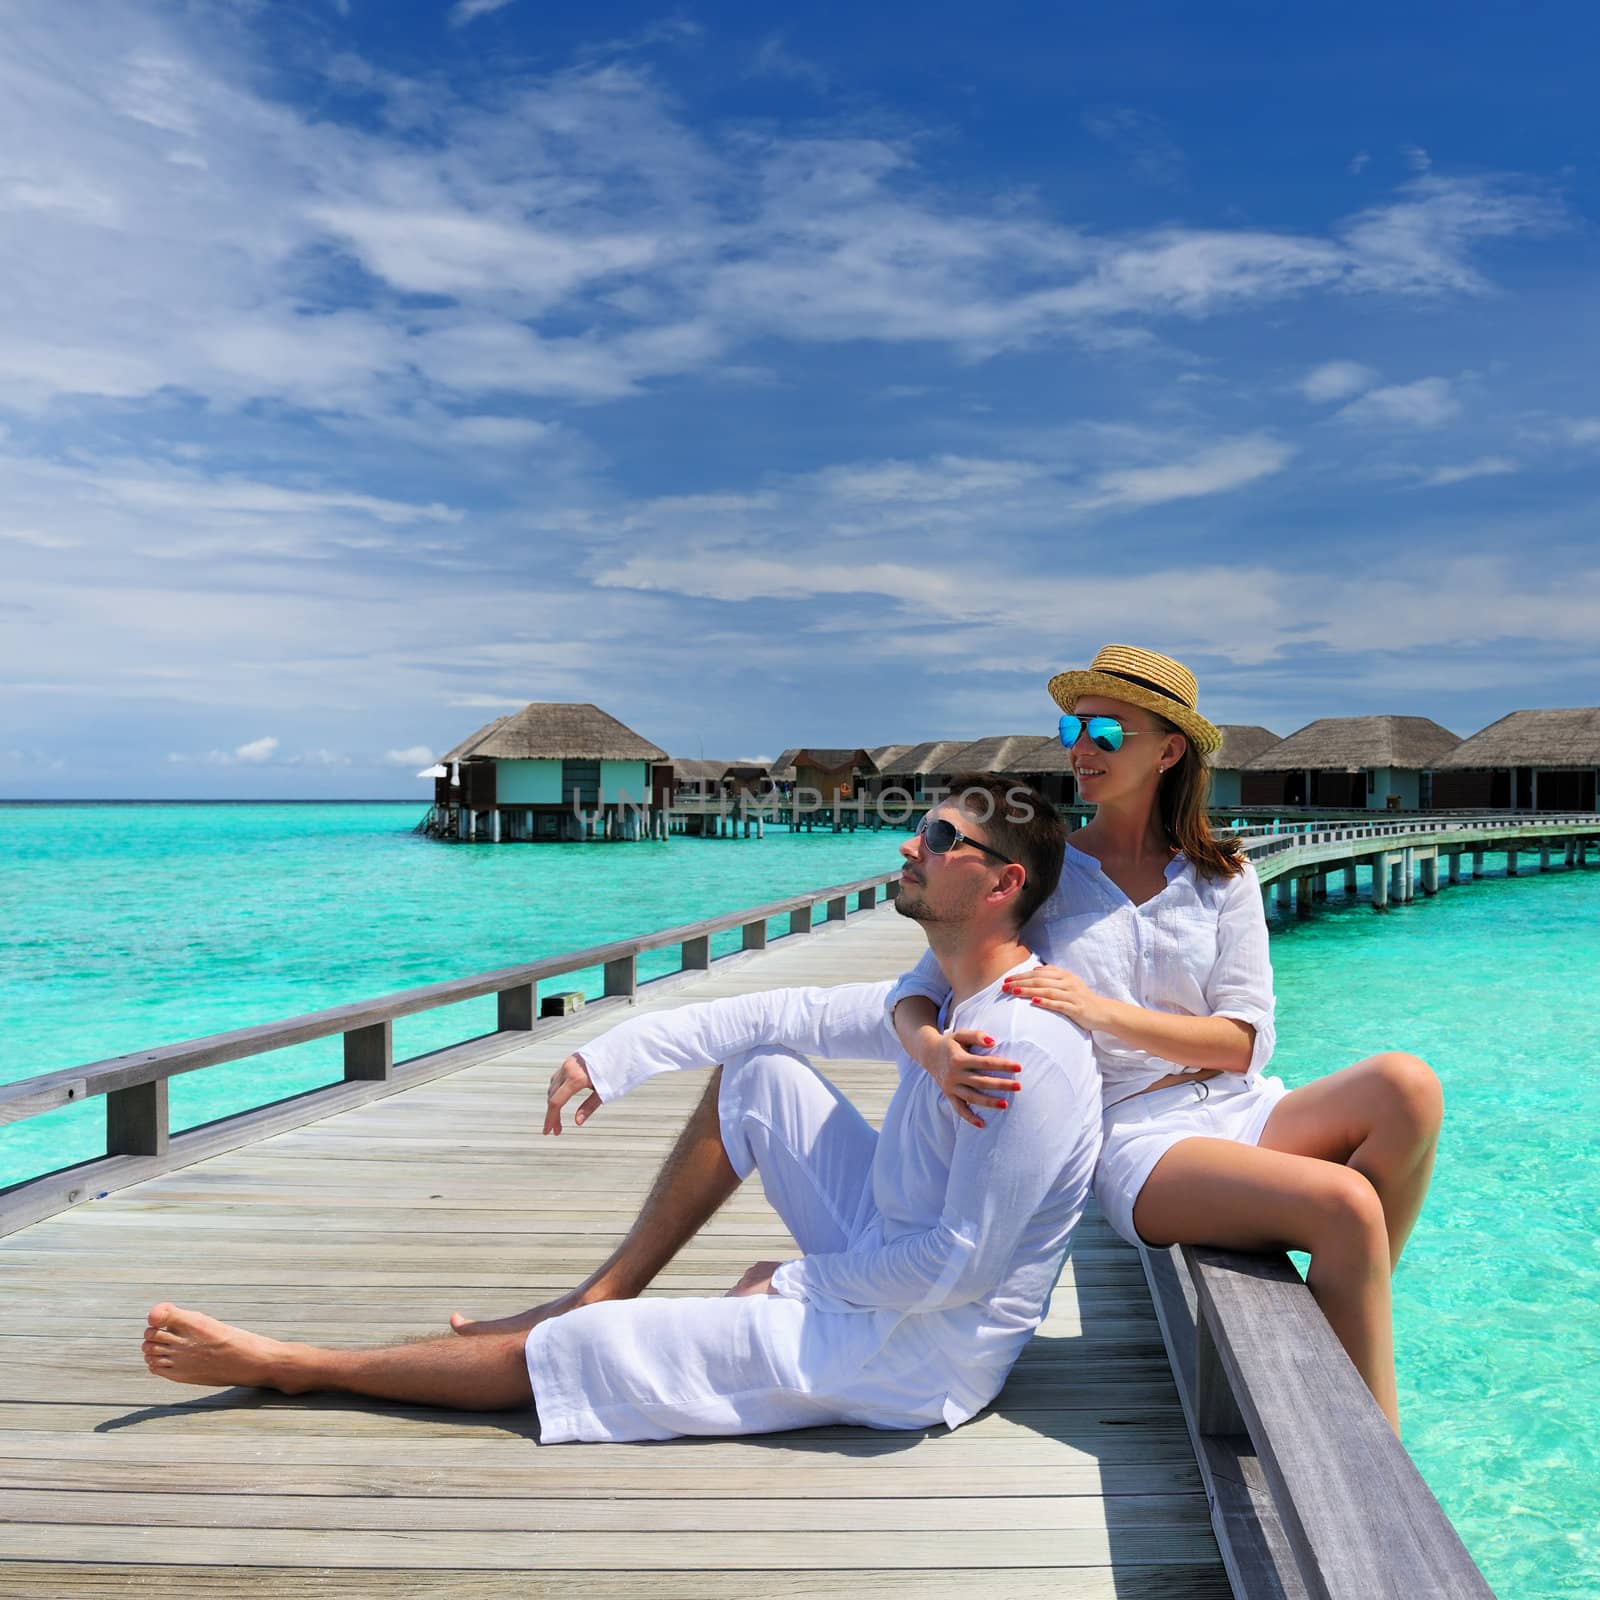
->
<box><xmin>916</xmin><ymin>814</ymin><xmax>1014</xmax><ymax>865</ymax></box>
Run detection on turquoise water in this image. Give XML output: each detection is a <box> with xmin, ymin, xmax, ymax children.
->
<box><xmin>2</xmin><ymin>804</ymin><xmax>1596</xmax><ymax>1598</ymax></box>
<box><xmin>1265</xmin><ymin>865</ymin><xmax>1600</xmax><ymax>1600</ymax></box>
<box><xmin>0</xmin><ymin>803</ymin><xmax>908</xmax><ymax>1188</ymax></box>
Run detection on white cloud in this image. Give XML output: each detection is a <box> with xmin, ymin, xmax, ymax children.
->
<box><xmin>0</xmin><ymin>527</ymin><xmax>79</xmax><ymax>550</ymax></box>
<box><xmin>385</xmin><ymin>745</ymin><xmax>437</xmax><ymax>767</ymax></box>
<box><xmin>1080</xmin><ymin>435</ymin><xmax>1293</xmax><ymax>510</ymax></box>
<box><xmin>750</xmin><ymin>36</ymin><xmax>830</xmax><ymax>93</ymax></box>
<box><xmin>1348</xmin><ymin>151</ymin><xmax>1371</xmax><ymax>176</ymax></box>
<box><xmin>1337</xmin><ymin>377</ymin><xmax>1460</xmax><ymax>428</ymax></box>
<box><xmin>1419</xmin><ymin>456</ymin><xmax>1518</xmax><ymax>487</ymax></box>
<box><xmin>1300</xmin><ymin>361</ymin><xmax>1378</xmax><ymax>403</ymax></box>
<box><xmin>1558</xmin><ymin>418</ymin><xmax>1600</xmax><ymax>446</ymax></box>
<box><xmin>1404</xmin><ymin>145</ymin><xmax>1433</xmax><ymax>174</ymax></box>
<box><xmin>1339</xmin><ymin>177</ymin><xmax>1558</xmax><ymax>296</ymax></box>
<box><xmin>446</xmin><ymin>415</ymin><xmax>552</xmax><ymax>448</ymax></box>
<box><xmin>451</xmin><ymin>0</ymin><xmax>515</xmax><ymax>25</ymax></box>
<box><xmin>234</xmin><ymin>736</ymin><xmax>279</xmax><ymax>763</ymax></box>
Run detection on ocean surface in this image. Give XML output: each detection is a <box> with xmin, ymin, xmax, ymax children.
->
<box><xmin>2</xmin><ymin>801</ymin><xmax>1596</xmax><ymax>1599</ymax></box>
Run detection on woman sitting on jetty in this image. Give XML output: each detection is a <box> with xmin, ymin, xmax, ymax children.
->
<box><xmin>887</xmin><ymin>644</ymin><xmax>1441</xmax><ymax>1433</ymax></box>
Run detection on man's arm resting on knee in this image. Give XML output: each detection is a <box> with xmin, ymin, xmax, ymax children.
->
<box><xmin>577</xmin><ymin>981</ymin><xmax>903</xmax><ymax>1104</ymax></box>
<box><xmin>770</xmin><ymin>1035</ymin><xmax>1099</xmax><ymax>1315</ymax></box>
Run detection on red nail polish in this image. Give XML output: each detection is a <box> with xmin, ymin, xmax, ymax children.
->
<box><xmin>983</xmin><ymin>1036</ymin><xmax>995</xmax><ymax>1046</ymax></box>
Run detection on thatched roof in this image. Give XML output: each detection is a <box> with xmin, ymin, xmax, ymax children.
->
<box><xmin>671</xmin><ymin>758</ymin><xmax>730</xmax><ymax>784</ymax></box>
<box><xmin>868</xmin><ymin>744</ymin><xmax>914</xmax><ymax>771</ymax></box>
<box><xmin>878</xmin><ymin>739</ymin><xmax>970</xmax><ymax>778</ymax></box>
<box><xmin>1436</xmin><ymin>708</ymin><xmax>1600</xmax><ymax>769</ymax></box>
<box><xmin>439</xmin><ymin>716</ymin><xmax>512</xmax><ymax>765</ymax></box>
<box><xmin>1245</xmin><ymin>716</ymin><xmax>1459</xmax><ymax>773</ymax></box>
<box><xmin>1209</xmin><ymin>725</ymin><xmax>1282</xmax><ymax>771</ymax></box>
<box><xmin>772</xmin><ymin>748</ymin><xmax>876</xmax><ymax>775</ymax></box>
<box><xmin>444</xmin><ymin>704</ymin><xmax>666</xmax><ymax>764</ymax></box>
<box><xmin>944</xmin><ymin>735</ymin><xmax>1058</xmax><ymax>774</ymax></box>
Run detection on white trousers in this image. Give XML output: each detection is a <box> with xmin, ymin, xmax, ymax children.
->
<box><xmin>526</xmin><ymin>1047</ymin><xmax>951</xmax><ymax>1444</ymax></box>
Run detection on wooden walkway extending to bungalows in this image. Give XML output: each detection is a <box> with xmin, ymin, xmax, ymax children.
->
<box><xmin>0</xmin><ymin>843</ymin><xmax>1518</xmax><ymax>1598</ymax></box>
<box><xmin>0</xmin><ymin>896</ymin><xmax>1226</xmax><ymax>1599</ymax></box>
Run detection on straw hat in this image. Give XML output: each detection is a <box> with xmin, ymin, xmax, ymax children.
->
<box><xmin>1047</xmin><ymin>644</ymin><xmax>1222</xmax><ymax>756</ymax></box>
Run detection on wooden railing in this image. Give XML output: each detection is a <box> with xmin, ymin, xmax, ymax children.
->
<box><xmin>0</xmin><ymin>868</ymin><xmax>902</xmax><ymax>1236</ymax></box>
<box><xmin>1141</xmin><ymin>1243</ymin><xmax>1494</xmax><ymax>1598</ymax></box>
<box><xmin>1236</xmin><ymin>813</ymin><xmax>1597</xmax><ymax>883</ymax></box>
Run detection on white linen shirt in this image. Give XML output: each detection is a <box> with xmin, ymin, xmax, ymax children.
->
<box><xmin>886</xmin><ymin>845</ymin><xmax>1277</xmax><ymax>1109</ymax></box>
<box><xmin>578</xmin><ymin>959</ymin><xmax>1101</xmax><ymax>1426</ymax></box>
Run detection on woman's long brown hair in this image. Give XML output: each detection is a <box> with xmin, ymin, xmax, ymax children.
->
<box><xmin>1153</xmin><ymin>716</ymin><xmax>1245</xmax><ymax>879</ymax></box>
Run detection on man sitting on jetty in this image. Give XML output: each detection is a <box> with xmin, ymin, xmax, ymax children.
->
<box><xmin>142</xmin><ymin>774</ymin><xmax>1101</xmax><ymax>1443</ymax></box>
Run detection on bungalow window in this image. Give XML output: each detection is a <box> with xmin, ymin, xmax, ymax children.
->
<box><xmin>562</xmin><ymin>759</ymin><xmax>600</xmax><ymax>807</ymax></box>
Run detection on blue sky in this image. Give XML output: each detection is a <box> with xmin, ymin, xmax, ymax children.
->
<box><xmin>3</xmin><ymin>0</ymin><xmax>1598</xmax><ymax>798</ymax></box>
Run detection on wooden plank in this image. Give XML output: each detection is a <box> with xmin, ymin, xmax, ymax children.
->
<box><xmin>0</xmin><ymin>1566</ymin><xmax>1236</xmax><ymax>1599</ymax></box>
<box><xmin>0</xmin><ymin>1523</ymin><xmax>1223</xmax><ymax>1569</ymax></box>
<box><xmin>0</xmin><ymin>1488</ymin><xmax>1210</xmax><ymax>1533</ymax></box>
<box><xmin>0</xmin><ymin>1456</ymin><xmax>1203</xmax><ymax>1499</ymax></box>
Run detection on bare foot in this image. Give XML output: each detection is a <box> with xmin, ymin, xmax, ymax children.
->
<box><xmin>449</xmin><ymin>1289</ymin><xmax>609</xmax><ymax>1338</ymax></box>
<box><xmin>142</xmin><ymin>1303</ymin><xmax>310</xmax><ymax>1393</ymax></box>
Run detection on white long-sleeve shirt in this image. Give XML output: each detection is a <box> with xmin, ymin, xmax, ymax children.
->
<box><xmin>885</xmin><ymin>845</ymin><xmax>1277</xmax><ymax>1108</ymax></box>
<box><xmin>578</xmin><ymin>958</ymin><xmax>1101</xmax><ymax>1419</ymax></box>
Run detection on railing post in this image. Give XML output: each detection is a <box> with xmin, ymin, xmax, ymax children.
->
<box><xmin>857</xmin><ymin>885</ymin><xmax>877</xmax><ymax>911</ymax></box>
<box><xmin>682</xmin><ymin>935</ymin><xmax>711</xmax><ymax>970</ymax></box>
<box><xmin>497</xmin><ymin>983</ymin><xmax>536</xmax><ymax>1031</ymax></box>
<box><xmin>789</xmin><ymin>904</ymin><xmax>813</xmax><ymax>936</ymax></box>
<box><xmin>106</xmin><ymin>1080</ymin><xmax>169</xmax><ymax>1158</ymax></box>
<box><xmin>343</xmin><ymin>1021</ymin><xmax>392</xmax><ymax>1082</ymax></box>
<box><xmin>742</xmin><ymin>918</ymin><xmax>768</xmax><ymax>951</ymax></box>
<box><xmin>604</xmin><ymin>954</ymin><xmax>637</xmax><ymax>998</ymax></box>
<box><xmin>826</xmin><ymin>895</ymin><xmax>848</xmax><ymax>922</ymax></box>
<box><xmin>1195</xmin><ymin>1309</ymin><xmax>1245</xmax><ymax>1436</ymax></box>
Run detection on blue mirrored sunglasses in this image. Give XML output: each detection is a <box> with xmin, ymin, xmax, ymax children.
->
<box><xmin>1058</xmin><ymin>713</ymin><xmax>1159</xmax><ymax>753</ymax></box>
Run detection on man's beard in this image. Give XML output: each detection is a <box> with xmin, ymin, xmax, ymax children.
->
<box><xmin>893</xmin><ymin>883</ymin><xmax>955</xmax><ymax>924</ymax></box>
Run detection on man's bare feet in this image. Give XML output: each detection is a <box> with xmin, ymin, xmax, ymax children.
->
<box><xmin>142</xmin><ymin>1303</ymin><xmax>311</xmax><ymax>1393</ymax></box>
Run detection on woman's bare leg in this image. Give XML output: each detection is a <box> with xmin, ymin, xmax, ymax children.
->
<box><xmin>450</xmin><ymin>1068</ymin><xmax>741</xmax><ymax>1336</ymax></box>
<box><xmin>1257</xmin><ymin>1052</ymin><xmax>1443</xmax><ymax>1266</ymax></box>
<box><xmin>1132</xmin><ymin>1136</ymin><xmax>1400</xmax><ymax>1431</ymax></box>
<box><xmin>144</xmin><ymin>1304</ymin><xmax>533</xmax><ymax>1411</ymax></box>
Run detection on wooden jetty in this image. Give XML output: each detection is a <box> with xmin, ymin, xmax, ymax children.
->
<box><xmin>0</xmin><ymin>857</ymin><xmax>1512</xmax><ymax>1597</ymax></box>
<box><xmin>1236</xmin><ymin>812</ymin><xmax>1597</xmax><ymax>913</ymax></box>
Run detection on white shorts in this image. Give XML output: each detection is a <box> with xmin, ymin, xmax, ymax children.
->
<box><xmin>1094</xmin><ymin>1073</ymin><xmax>1289</xmax><ymax>1248</ymax></box>
<box><xmin>526</xmin><ymin>1047</ymin><xmax>954</xmax><ymax>1444</ymax></box>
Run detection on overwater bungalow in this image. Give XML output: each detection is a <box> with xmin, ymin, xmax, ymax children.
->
<box><xmin>876</xmin><ymin>739</ymin><xmax>970</xmax><ymax>800</ymax></box>
<box><xmin>1433</xmin><ymin>707</ymin><xmax>1600</xmax><ymax>812</ymax></box>
<box><xmin>1239</xmin><ymin>715</ymin><xmax>1461</xmax><ymax>811</ymax></box>
<box><xmin>1207</xmin><ymin>724</ymin><xmax>1283</xmax><ymax>808</ymax></box>
<box><xmin>945</xmin><ymin>734</ymin><xmax>1079</xmax><ymax>807</ymax></box>
<box><xmin>863</xmin><ymin>745</ymin><xmax>914</xmax><ymax>799</ymax></box>
<box><xmin>771</xmin><ymin>747</ymin><xmax>876</xmax><ymax>806</ymax></box>
<box><xmin>430</xmin><ymin>702</ymin><xmax>670</xmax><ymax>841</ymax></box>
<box><xmin>671</xmin><ymin>759</ymin><xmax>730</xmax><ymax>800</ymax></box>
